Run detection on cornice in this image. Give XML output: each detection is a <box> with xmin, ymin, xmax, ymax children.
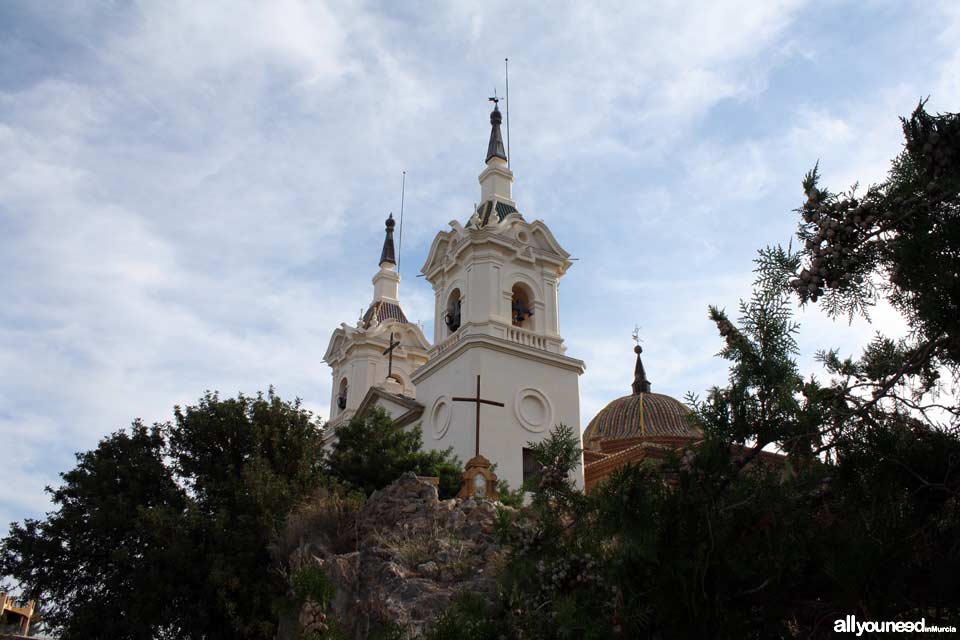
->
<box><xmin>411</xmin><ymin>331</ymin><xmax>585</xmax><ymax>384</ymax></box>
<box><xmin>323</xmin><ymin>319</ymin><xmax>432</xmax><ymax>366</ymax></box>
<box><xmin>421</xmin><ymin>217</ymin><xmax>573</xmax><ymax>282</ymax></box>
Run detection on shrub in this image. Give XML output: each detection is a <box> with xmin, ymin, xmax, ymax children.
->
<box><xmin>327</xmin><ymin>408</ymin><xmax>463</xmax><ymax>498</ymax></box>
<box><xmin>292</xmin><ymin>566</ymin><xmax>335</xmax><ymax>609</ymax></box>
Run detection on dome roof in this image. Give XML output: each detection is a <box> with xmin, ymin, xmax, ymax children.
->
<box><xmin>583</xmin><ymin>344</ymin><xmax>700</xmax><ymax>447</ymax></box>
<box><xmin>584</xmin><ymin>392</ymin><xmax>700</xmax><ymax>445</ymax></box>
<box><xmin>362</xmin><ymin>300</ymin><xmax>408</xmax><ymax>328</ymax></box>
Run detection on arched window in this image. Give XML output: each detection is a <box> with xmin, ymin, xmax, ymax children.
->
<box><xmin>444</xmin><ymin>288</ymin><xmax>462</xmax><ymax>334</ymax></box>
<box><xmin>337</xmin><ymin>378</ymin><xmax>348</xmax><ymax>413</ymax></box>
<box><xmin>511</xmin><ymin>283</ymin><xmax>534</xmax><ymax>328</ymax></box>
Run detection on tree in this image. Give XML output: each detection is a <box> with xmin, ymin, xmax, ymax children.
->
<box><xmin>0</xmin><ymin>423</ymin><xmax>188</xmax><ymax>639</ymax></box>
<box><xmin>326</xmin><ymin>407</ymin><xmax>463</xmax><ymax>499</ymax></box>
<box><xmin>762</xmin><ymin>100</ymin><xmax>959</xmax><ymax>437</ymax></box>
<box><xmin>167</xmin><ymin>389</ymin><xmax>327</xmax><ymax>640</ymax></box>
<box><xmin>685</xmin><ymin>283</ymin><xmax>960</xmax><ymax>633</ymax></box>
<box><xmin>1</xmin><ymin>389</ymin><xmax>327</xmax><ymax>640</ymax></box>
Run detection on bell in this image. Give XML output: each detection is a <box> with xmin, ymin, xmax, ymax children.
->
<box><xmin>511</xmin><ymin>298</ymin><xmax>533</xmax><ymax>324</ymax></box>
<box><xmin>444</xmin><ymin>300</ymin><xmax>462</xmax><ymax>331</ymax></box>
<box><xmin>444</xmin><ymin>312</ymin><xmax>459</xmax><ymax>331</ymax></box>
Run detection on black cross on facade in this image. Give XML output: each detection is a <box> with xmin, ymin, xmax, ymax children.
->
<box><xmin>452</xmin><ymin>374</ymin><xmax>504</xmax><ymax>457</ymax></box>
<box><xmin>382</xmin><ymin>332</ymin><xmax>401</xmax><ymax>378</ymax></box>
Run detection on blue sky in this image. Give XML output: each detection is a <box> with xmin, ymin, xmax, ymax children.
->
<box><xmin>1</xmin><ymin>0</ymin><xmax>957</xmax><ymax>529</ymax></box>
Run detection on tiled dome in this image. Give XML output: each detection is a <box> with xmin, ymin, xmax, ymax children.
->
<box><xmin>362</xmin><ymin>299</ymin><xmax>408</xmax><ymax>328</ymax></box>
<box><xmin>583</xmin><ymin>344</ymin><xmax>700</xmax><ymax>447</ymax></box>
<box><xmin>583</xmin><ymin>392</ymin><xmax>699</xmax><ymax>445</ymax></box>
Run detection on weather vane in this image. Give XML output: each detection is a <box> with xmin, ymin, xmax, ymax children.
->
<box><xmin>632</xmin><ymin>325</ymin><xmax>644</xmax><ymax>346</ymax></box>
<box><xmin>488</xmin><ymin>89</ymin><xmax>499</xmax><ymax>106</ymax></box>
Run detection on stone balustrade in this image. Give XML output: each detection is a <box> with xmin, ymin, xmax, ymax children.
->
<box><xmin>506</xmin><ymin>325</ymin><xmax>547</xmax><ymax>350</ymax></box>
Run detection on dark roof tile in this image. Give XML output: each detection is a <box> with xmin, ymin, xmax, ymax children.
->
<box><xmin>584</xmin><ymin>392</ymin><xmax>700</xmax><ymax>444</ymax></box>
<box><xmin>362</xmin><ymin>300</ymin><xmax>408</xmax><ymax>328</ymax></box>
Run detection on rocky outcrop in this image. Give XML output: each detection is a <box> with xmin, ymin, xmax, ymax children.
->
<box><xmin>287</xmin><ymin>473</ymin><xmax>509</xmax><ymax>638</ymax></box>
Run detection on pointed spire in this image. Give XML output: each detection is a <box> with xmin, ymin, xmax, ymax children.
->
<box><xmin>478</xmin><ymin>96</ymin><xmax>515</xmax><ymax>208</ymax></box>
<box><xmin>379</xmin><ymin>213</ymin><xmax>396</xmax><ymax>266</ymax></box>
<box><xmin>486</xmin><ymin>100</ymin><xmax>507</xmax><ymax>163</ymax></box>
<box><xmin>632</xmin><ymin>345</ymin><xmax>651</xmax><ymax>395</ymax></box>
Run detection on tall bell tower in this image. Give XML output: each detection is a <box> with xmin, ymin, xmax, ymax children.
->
<box><xmin>413</xmin><ymin>100</ymin><xmax>586</xmax><ymax>489</ymax></box>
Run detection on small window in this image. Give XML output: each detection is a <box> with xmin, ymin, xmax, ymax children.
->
<box><xmin>522</xmin><ymin>447</ymin><xmax>541</xmax><ymax>486</ymax></box>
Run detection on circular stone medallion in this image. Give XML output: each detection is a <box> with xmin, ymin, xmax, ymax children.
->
<box><xmin>514</xmin><ymin>388</ymin><xmax>553</xmax><ymax>433</ymax></box>
<box><xmin>430</xmin><ymin>396</ymin><xmax>452</xmax><ymax>439</ymax></box>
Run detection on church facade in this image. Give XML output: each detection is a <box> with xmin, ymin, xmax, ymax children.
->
<box><xmin>323</xmin><ymin>98</ymin><xmax>702</xmax><ymax>492</ymax></box>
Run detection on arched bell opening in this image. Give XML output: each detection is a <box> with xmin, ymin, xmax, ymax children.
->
<box><xmin>511</xmin><ymin>283</ymin><xmax>535</xmax><ymax>329</ymax></box>
<box><xmin>336</xmin><ymin>377</ymin><xmax>349</xmax><ymax>413</ymax></box>
<box><xmin>444</xmin><ymin>288</ymin><xmax>463</xmax><ymax>335</ymax></box>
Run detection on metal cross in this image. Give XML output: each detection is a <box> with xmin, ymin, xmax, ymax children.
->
<box><xmin>382</xmin><ymin>331</ymin><xmax>401</xmax><ymax>378</ymax></box>
<box><xmin>632</xmin><ymin>324</ymin><xmax>644</xmax><ymax>345</ymax></box>
<box><xmin>452</xmin><ymin>374</ymin><xmax>504</xmax><ymax>458</ymax></box>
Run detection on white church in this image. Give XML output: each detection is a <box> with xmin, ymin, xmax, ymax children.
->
<box><xmin>322</xmin><ymin>98</ymin><xmax>700</xmax><ymax>492</ymax></box>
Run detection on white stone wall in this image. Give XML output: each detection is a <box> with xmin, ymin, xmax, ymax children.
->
<box><xmin>413</xmin><ymin>337</ymin><xmax>583</xmax><ymax>490</ymax></box>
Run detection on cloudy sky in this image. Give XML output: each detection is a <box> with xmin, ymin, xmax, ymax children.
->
<box><xmin>1</xmin><ymin>0</ymin><xmax>957</xmax><ymax>528</ymax></box>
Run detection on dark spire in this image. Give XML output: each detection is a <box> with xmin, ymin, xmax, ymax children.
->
<box><xmin>486</xmin><ymin>100</ymin><xmax>507</xmax><ymax>163</ymax></box>
<box><xmin>379</xmin><ymin>213</ymin><xmax>396</xmax><ymax>266</ymax></box>
<box><xmin>632</xmin><ymin>345</ymin><xmax>651</xmax><ymax>395</ymax></box>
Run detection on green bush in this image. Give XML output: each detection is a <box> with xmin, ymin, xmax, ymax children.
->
<box><xmin>423</xmin><ymin>593</ymin><xmax>501</xmax><ymax>640</ymax></box>
<box><xmin>495</xmin><ymin>479</ymin><xmax>525</xmax><ymax>507</ymax></box>
<box><xmin>291</xmin><ymin>566</ymin><xmax>335</xmax><ymax>609</ymax></box>
<box><xmin>327</xmin><ymin>407</ymin><xmax>463</xmax><ymax>498</ymax></box>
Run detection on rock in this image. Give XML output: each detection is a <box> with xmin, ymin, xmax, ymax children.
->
<box><xmin>384</xmin><ymin>561</ymin><xmax>410</xmax><ymax>579</ymax></box>
<box><xmin>299</xmin><ymin>600</ymin><xmax>329</xmax><ymax>634</ymax></box>
<box><xmin>286</xmin><ymin>473</ymin><xmax>515</xmax><ymax>639</ymax></box>
<box><xmin>449</xmin><ymin>510</ymin><xmax>467</xmax><ymax>529</ymax></box>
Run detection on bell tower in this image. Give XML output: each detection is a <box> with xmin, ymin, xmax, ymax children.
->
<box><xmin>413</xmin><ymin>100</ymin><xmax>586</xmax><ymax>489</ymax></box>
<box><xmin>323</xmin><ymin>214</ymin><xmax>431</xmax><ymax>434</ymax></box>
